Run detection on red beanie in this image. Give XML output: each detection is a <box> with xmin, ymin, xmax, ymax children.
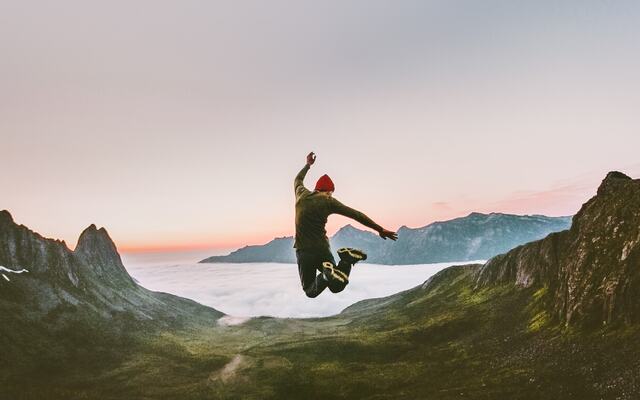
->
<box><xmin>315</xmin><ymin>174</ymin><xmax>335</xmax><ymax>192</ymax></box>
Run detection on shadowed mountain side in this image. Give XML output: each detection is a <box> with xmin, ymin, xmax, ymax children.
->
<box><xmin>0</xmin><ymin>210</ymin><xmax>223</xmax><ymax>389</ymax></box>
<box><xmin>0</xmin><ymin>210</ymin><xmax>222</xmax><ymax>325</ymax></box>
<box><xmin>475</xmin><ymin>171</ymin><xmax>640</xmax><ymax>327</ymax></box>
<box><xmin>200</xmin><ymin>213</ymin><xmax>572</xmax><ymax>264</ymax></box>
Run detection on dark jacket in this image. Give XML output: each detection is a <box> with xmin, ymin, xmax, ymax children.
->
<box><xmin>293</xmin><ymin>164</ymin><xmax>382</xmax><ymax>251</ymax></box>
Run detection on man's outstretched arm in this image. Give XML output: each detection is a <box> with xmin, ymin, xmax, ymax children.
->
<box><xmin>294</xmin><ymin>152</ymin><xmax>316</xmax><ymax>197</ymax></box>
<box><xmin>330</xmin><ymin>198</ymin><xmax>398</xmax><ymax>240</ymax></box>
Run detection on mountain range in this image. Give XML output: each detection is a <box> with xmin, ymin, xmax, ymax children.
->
<box><xmin>1</xmin><ymin>171</ymin><xmax>639</xmax><ymax>399</ymax></box>
<box><xmin>200</xmin><ymin>212</ymin><xmax>572</xmax><ymax>264</ymax></box>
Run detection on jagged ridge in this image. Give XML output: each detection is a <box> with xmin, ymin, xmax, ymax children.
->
<box><xmin>200</xmin><ymin>213</ymin><xmax>572</xmax><ymax>264</ymax></box>
<box><xmin>0</xmin><ymin>210</ymin><xmax>222</xmax><ymax>325</ymax></box>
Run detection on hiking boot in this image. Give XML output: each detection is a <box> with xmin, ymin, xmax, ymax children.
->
<box><xmin>321</xmin><ymin>261</ymin><xmax>349</xmax><ymax>285</ymax></box>
<box><xmin>337</xmin><ymin>248</ymin><xmax>368</xmax><ymax>265</ymax></box>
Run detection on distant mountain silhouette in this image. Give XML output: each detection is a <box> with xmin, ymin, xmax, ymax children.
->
<box><xmin>200</xmin><ymin>212</ymin><xmax>572</xmax><ymax>264</ymax></box>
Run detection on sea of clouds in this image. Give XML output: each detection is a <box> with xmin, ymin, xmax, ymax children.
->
<box><xmin>124</xmin><ymin>257</ymin><xmax>483</xmax><ymax>319</ymax></box>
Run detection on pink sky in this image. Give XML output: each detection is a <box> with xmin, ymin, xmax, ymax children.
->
<box><xmin>2</xmin><ymin>1</ymin><xmax>639</xmax><ymax>253</ymax></box>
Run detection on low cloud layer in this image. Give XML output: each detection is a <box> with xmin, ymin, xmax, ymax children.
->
<box><xmin>125</xmin><ymin>261</ymin><xmax>481</xmax><ymax>318</ymax></box>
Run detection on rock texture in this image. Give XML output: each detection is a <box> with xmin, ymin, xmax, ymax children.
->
<box><xmin>200</xmin><ymin>213</ymin><xmax>572</xmax><ymax>264</ymax></box>
<box><xmin>476</xmin><ymin>172</ymin><xmax>640</xmax><ymax>327</ymax></box>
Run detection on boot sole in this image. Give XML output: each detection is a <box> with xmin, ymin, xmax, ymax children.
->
<box><xmin>322</xmin><ymin>262</ymin><xmax>349</xmax><ymax>284</ymax></box>
<box><xmin>338</xmin><ymin>248</ymin><xmax>368</xmax><ymax>262</ymax></box>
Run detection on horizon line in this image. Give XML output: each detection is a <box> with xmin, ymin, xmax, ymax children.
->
<box><xmin>117</xmin><ymin>210</ymin><xmax>575</xmax><ymax>254</ymax></box>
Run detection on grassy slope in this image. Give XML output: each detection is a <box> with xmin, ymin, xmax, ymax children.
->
<box><xmin>231</xmin><ymin>265</ymin><xmax>639</xmax><ymax>400</ymax></box>
<box><xmin>7</xmin><ymin>264</ymin><xmax>638</xmax><ymax>400</ymax></box>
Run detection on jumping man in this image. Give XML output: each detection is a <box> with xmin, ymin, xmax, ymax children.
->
<box><xmin>294</xmin><ymin>152</ymin><xmax>398</xmax><ymax>298</ymax></box>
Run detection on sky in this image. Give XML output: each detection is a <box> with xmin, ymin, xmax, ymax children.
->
<box><xmin>2</xmin><ymin>1</ymin><xmax>639</xmax><ymax>253</ymax></box>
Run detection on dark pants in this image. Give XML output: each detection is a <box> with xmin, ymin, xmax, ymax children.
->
<box><xmin>296</xmin><ymin>248</ymin><xmax>353</xmax><ymax>298</ymax></box>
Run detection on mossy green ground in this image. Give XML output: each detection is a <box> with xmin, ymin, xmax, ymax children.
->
<box><xmin>3</xmin><ymin>265</ymin><xmax>639</xmax><ymax>399</ymax></box>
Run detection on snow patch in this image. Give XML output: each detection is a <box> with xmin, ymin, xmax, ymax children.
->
<box><xmin>0</xmin><ymin>266</ymin><xmax>29</xmax><ymax>274</ymax></box>
<box><xmin>0</xmin><ymin>266</ymin><xmax>29</xmax><ymax>283</ymax></box>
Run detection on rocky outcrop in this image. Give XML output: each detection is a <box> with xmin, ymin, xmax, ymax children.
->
<box><xmin>476</xmin><ymin>172</ymin><xmax>640</xmax><ymax>327</ymax></box>
<box><xmin>200</xmin><ymin>213</ymin><xmax>572</xmax><ymax>265</ymax></box>
<box><xmin>0</xmin><ymin>210</ymin><xmax>78</xmax><ymax>278</ymax></box>
<box><xmin>75</xmin><ymin>224</ymin><xmax>135</xmax><ymax>288</ymax></box>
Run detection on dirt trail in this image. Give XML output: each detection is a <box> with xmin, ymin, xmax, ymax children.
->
<box><xmin>211</xmin><ymin>354</ymin><xmax>245</xmax><ymax>383</ymax></box>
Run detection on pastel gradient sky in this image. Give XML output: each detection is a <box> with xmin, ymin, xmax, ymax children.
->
<box><xmin>2</xmin><ymin>1</ymin><xmax>639</xmax><ymax>253</ymax></box>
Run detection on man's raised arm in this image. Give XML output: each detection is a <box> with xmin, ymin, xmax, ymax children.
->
<box><xmin>294</xmin><ymin>152</ymin><xmax>316</xmax><ymax>197</ymax></box>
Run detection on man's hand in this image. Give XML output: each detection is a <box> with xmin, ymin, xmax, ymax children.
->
<box><xmin>306</xmin><ymin>152</ymin><xmax>316</xmax><ymax>166</ymax></box>
<box><xmin>379</xmin><ymin>229</ymin><xmax>398</xmax><ymax>241</ymax></box>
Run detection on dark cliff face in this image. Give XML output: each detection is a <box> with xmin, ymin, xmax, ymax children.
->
<box><xmin>476</xmin><ymin>172</ymin><xmax>640</xmax><ymax>327</ymax></box>
<box><xmin>0</xmin><ymin>210</ymin><xmax>83</xmax><ymax>288</ymax></box>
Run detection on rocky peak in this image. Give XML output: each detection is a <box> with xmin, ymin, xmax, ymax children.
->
<box><xmin>75</xmin><ymin>224</ymin><xmax>134</xmax><ymax>287</ymax></box>
<box><xmin>333</xmin><ymin>224</ymin><xmax>378</xmax><ymax>241</ymax></box>
<box><xmin>597</xmin><ymin>171</ymin><xmax>632</xmax><ymax>195</ymax></box>
<box><xmin>337</xmin><ymin>224</ymin><xmax>358</xmax><ymax>233</ymax></box>
<box><xmin>76</xmin><ymin>224</ymin><xmax>114</xmax><ymax>254</ymax></box>
<box><xmin>333</xmin><ymin>224</ymin><xmax>364</xmax><ymax>239</ymax></box>
<box><xmin>475</xmin><ymin>171</ymin><xmax>640</xmax><ymax>327</ymax></box>
<box><xmin>0</xmin><ymin>209</ymin><xmax>14</xmax><ymax>224</ymax></box>
<box><xmin>467</xmin><ymin>212</ymin><xmax>487</xmax><ymax>218</ymax></box>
